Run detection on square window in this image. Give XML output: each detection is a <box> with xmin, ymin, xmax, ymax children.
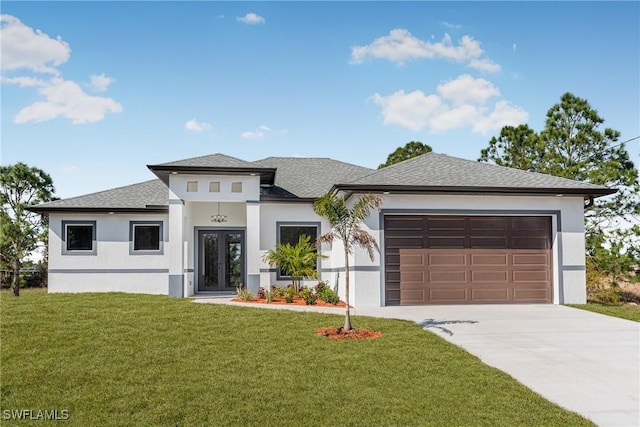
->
<box><xmin>209</xmin><ymin>181</ymin><xmax>220</xmax><ymax>193</ymax></box>
<box><xmin>62</xmin><ymin>221</ymin><xmax>96</xmax><ymax>255</ymax></box>
<box><xmin>187</xmin><ymin>181</ymin><xmax>198</xmax><ymax>192</ymax></box>
<box><xmin>231</xmin><ymin>182</ymin><xmax>242</xmax><ymax>193</ymax></box>
<box><xmin>130</xmin><ymin>222</ymin><xmax>163</xmax><ymax>254</ymax></box>
<box><xmin>277</xmin><ymin>224</ymin><xmax>319</xmax><ymax>278</ymax></box>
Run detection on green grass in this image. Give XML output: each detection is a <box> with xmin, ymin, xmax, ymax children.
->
<box><xmin>568</xmin><ymin>302</ymin><xmax>640</xmax><ymax>322</ymax></box>
<box><xmin>1</xmin><ymin>290</ymin><xmax>591</xmax><ymax>426</ymax></box>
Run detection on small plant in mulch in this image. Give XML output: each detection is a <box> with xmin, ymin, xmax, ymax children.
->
<box><xmin>315</xmin><ymin>327</ymin><xmax>382</xmax><ymax>340</ymax></box>
<box><xmin>256</xmin><ymin>287</ymin><xmax>266</xmax><ymax>299</ymax></box>
<box><xmin>299</xmin><ymin>287</ymin><xmax>317</xmax><ymax>305</ymax></box>
<box><xmin>236</xmin><ymin>287</ymin><xmax>254</xmax><ymax>301</ymax></box>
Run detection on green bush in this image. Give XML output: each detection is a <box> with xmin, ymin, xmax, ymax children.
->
<box><xmin>271</xmin><ymin>286</ymin><xmax>285</xmax><ymax>299</ymax></box>
<box><xmin>284</xmin><ymin>286</ymin><xmax>296</xmax><ymax>303</ymax></box>
<box><xmin>315</xmin><ymin>281</ymin><xmax>340</xmax><ymax>305</ymax></box>
<box><xmin>300</xmin><ymin>287</ymin><xmax>317</xmax><ymax>305</ymax></box>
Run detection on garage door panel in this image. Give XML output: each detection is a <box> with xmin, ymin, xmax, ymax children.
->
<box><xmin>429</xmin><ymin>253</ymin><xmax>466</xmax><ymax>266</ymax></box>
<box><xmin>471</xmin><ymin>270</ymin><xmax>509</xmax><ymax>282</ymax></box>
<box><xmin>513</xmin><ymin>270</ymin><xmax>549</xmax><ymax>282</ymax></box>
<box><xmin>428</xmin><ymin>288</ymin><xmax>468</xmax><ymax>302</ymax></box>
<box><xmin>385</xmin><ymin>217</ymin><xmax>423</xmax><ymax>230</ymax></box>
<box><xmin>514</xmin><ymin>288</ymin><xmax>549</xmax><ymax>302</ymax></box>
<box><xmin>471</xmin><ymin>288</ymin><xmax>509</xmax><ymax>301</ymax></box>
<box><xmin>429</xmin><ymin>270</ymin><xmax>467</xmax><ymax>283</ymax></box>
<box><xmin>513</xmin><ymin>253</ymin><xmax>548</xmax><ymax>265</ymax></box>
<box><xmin>428</xmin><ymin>237</ymin><xmax>466</xmax><ymax>248</ymax></box>
<box><xmin>385</xmin><ymin>215</ymin><xmax>552</xmax><ymax>305</ymax></box>
<box><xmin>471</xmin><ymin>254</ymin><xmax>508</xmax><ymax>265</ymax></box>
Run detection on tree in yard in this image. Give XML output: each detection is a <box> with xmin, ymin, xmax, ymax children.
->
<box><xmin>378</xmin><ymin>141</ymin><xmax>432</xmax><ymax>169</ymax></box>
<box><xmin>479</xmin><ymin>92</ymin><xmax>640</xmax><ymax>288</ymax></box>
<box><xmin>262</xmin><ymin>234</ymin><xmax>327</xmax><ymax>293</ymax></box>
<box><xmin>313</xmin><ymin>193</ymin><xmax>382</xmax><ymax>330</ymax></box>
<box><xmin>0</xmin><ymin>163</ymin><xmax>55</xmax><ymax>296</ymax></box>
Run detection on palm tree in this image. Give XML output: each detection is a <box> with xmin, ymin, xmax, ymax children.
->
<box><xmin>313</xmin><ymin>193</ymin><xmax>382</xmax><ymax>330</ymax></box>
<box><xmin>262</xmin><ymin>234</ymin><xmax>327</xmax><ymax>292</ymax></box>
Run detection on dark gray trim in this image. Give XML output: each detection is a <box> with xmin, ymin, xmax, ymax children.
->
<box><xmin>275</xmin><ymin>221</ymin><xmax>322</xmax><ymax>280</ymax></box>
<box><xmin>259</xmin><ymin>196</ymin><xmax>315</xmax><ymax>203</ymax></box>
<box><xmin>61</xmin><ymin>220</ymin><xmax>97</xmax><ymax>256</ymax></box>
<box><xmin>168</xmin><ymin>199</ymin><xmax>184</xmax><ymax>205</ymax></box>
<box><xmin>129</xmin><ymin>221</ymin><xmax>164</xmax><ymax>255</ymax></box>
<box><xmin>168</xmin><ymin>275</ymin><xmax>184</xmax><ymax>297</ymax></box>
<box><xmin>320</xmin><ymin>266</ymin><xmax>380</xmax><ymax>273</ymax></box>
<box><xmin>29</xmin><ymin>207</ymin><xmax>168</xmax><ymax>214</ymax></box>
<box><xmin>246</xmin><ymin>200</ymin><xmax>260</xmax><ymax>205</ymax></box>
<box><xmin>50</xmin><ymin>268</ymin><xmax>169</xmax><ymax>274</ymax></box>
<box><xmin>184</xmin><ymin>268</ymin><xmax>194</xmax><ymax>273</ymax></box>
<box><xmin>332</xmin><ymin>184</ymin><xmax>616</xmax><ymax>198</ymax></box>
<box><xmin>562</xmin><ymin>265</ymin><xmax>586</xmax><ymax>271</ymax></box>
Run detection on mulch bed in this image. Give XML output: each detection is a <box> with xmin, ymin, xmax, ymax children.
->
<box><xmin>315</xmin><ymin>327</ymin><xmax>382</xmax><ymax>340</ymax></box>
<box><xmin>231</xmin><ymin>297</ymin><xmax>348</xmax><ymax>307</ymax></box>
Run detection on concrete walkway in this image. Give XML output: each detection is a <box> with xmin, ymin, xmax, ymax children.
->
<box><xmin>193</xmin><ymin>297</ymin><xmax>640</xmax><ymax>427</ymax></box>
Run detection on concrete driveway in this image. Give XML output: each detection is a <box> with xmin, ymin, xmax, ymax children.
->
<box><xmin>352</xmin><ymin>304</ymin><xmax>640</xmax><ymax>427</ymax></box>
<box><xmin>194</xmin><ymin>297</ymin><xmax>639</xmax><ymax>426</ymax></box>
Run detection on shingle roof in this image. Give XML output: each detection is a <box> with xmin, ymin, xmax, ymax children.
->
<box><xmin>252</xmin><ymin>157</ymin><xmax>373</xmax><ymax>199</ymax></box>
<box><xmin>156</xmin><ymin>153</ymin><xmax>254</xmax><ymax>168</ymax></box>
<box><xmin>340</xmin><ymin>152</ymin><xmax>613</xmax><ymax>195</ymax></box>
<box><xmin>31</xmin><ymin>152</ymin><xmax>615</xmax><ymax>212</ymax></box>
<box><xmin>30</xmin><ymin>180</ymin><xmax>168</xmax><ymax>212</ymax></box>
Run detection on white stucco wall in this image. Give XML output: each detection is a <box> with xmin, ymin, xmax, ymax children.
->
<box><xmin>48</xmin><ymin>213</ymin><xmax>169</xmax><ymax>294</ymax></box>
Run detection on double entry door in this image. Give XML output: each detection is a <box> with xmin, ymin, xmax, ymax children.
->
<box><xmin>197</xmin><ymin>230</ymin><xmax>245</xmax><ymax>292</ymax></box>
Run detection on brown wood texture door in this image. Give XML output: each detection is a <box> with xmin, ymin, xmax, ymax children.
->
<box><xmin>384</xmin><ymin>216</ymin><xmax>552</xmax><ymax>305</ymax></box>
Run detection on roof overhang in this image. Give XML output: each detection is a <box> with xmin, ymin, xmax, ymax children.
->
<box><xmin>147</xmin><ymin>165</ymin><xmax>277</xmax><ymax>186</ymax></box>
<box><xmin>27</xmin><ymin>206</ymin><xmax>169</xmax><ymax>215</ymax></box>
<box><xmin>331</xmin><ymin>184</ymin><xmax>618</xmax><ymax>199</ymax></box>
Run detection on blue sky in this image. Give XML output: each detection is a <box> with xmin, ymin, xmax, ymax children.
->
<box><xmin>2</xmin><ymin>1</ymin><xmax>639</xmax><ymax>199</ymax></box>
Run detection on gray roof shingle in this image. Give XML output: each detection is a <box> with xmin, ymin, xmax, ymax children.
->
<box><xmin>341</xmin><ymin>152</ymin><xmax>612</xmax><ymax>193</ymax></box>
<box><xmin>252</xmin><ymin>157</ymin><xmax>373</xmax><ymax>199</ymax></box>
<box><xmin>156</xmin><ymin>153</ymin><xmax>254</xmax><ymax>168</ymax></box>
<box><xmin>31</xmin><ymin>180</ymin><xmax>168</xmax><ymax>212</ymax></box>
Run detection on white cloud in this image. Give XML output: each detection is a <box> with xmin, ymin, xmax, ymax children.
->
<box><xmin>1</xmin><ymin>15</ymin><xmax>122</xmax><ymax>125</ymax></box>
<box><xmin>436</xmin><ymin>74</ymin><xmax>500</xmax><ymax>105</ymax></box>
<box><xmin>10</xmin><ymin>77</ymin><xmax>122</xmax><ymax>124</ymax></box>
<box><xmin>370</xmin><ymin>74</ymin><xmax>528</xmax><ymax>135</ymax></box>
<box><xmin>0</xmin><ymin>14</ymin><xmax>70</xmax><ymax>74</ymax></box>
<box><xmin>351</xmin><ymin>29</ymin><xmax>501</xmax><ymax>73</ymax></box>
<box><xmin>88</xmin><ymin>73</ymin><xmax>114</xmax><ymax>91</ymax></box>
<box><xmin>185</xmin><ymin>119</ymin><xmax>212</xmax><ymax>132</ymax></box>
<box><xmin>237</xmin><ymin>13</ymin><xmax>265</xmax><ymax>25</ymax></box>
<box><xmin>241</xmin><ymin>124</ymin><xmax>272</xmax><ymax>139</ymax></box>
<box><xmin>513</xmin><ymin>43</ymin><xmax>517</xmax><ymax>51</ymax></box>
<box><xmin>442</xmin><ymin>21</ymin><xmax>461</xmax><ymax>29</ymax></box>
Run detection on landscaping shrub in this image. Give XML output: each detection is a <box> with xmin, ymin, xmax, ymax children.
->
<box><xmin>284</xmin><ymin>286</ymin><xmax>296</xmax><ymax>303</ymax></box>
<box><xmin>315</xmin><ymin>281</ymin><xmax>339</xmax><ymax>305</ymax></box>
<box><xmin>300</xmin><ymin>287</ymin><xmax>317</xmax><ymax>305</ymax></box>
<box><xmin>236</xmin><ymin>287</ymin><xmax>254</xmax><ymax>301</ymax></box>
<box><xmin>271</xmin><ymin>286</ymin><xmax>285</xmax><ymax>299</ymax></box>
<box><xmin>256</xmin><ymin>287</ymin><xmax>266</xmax><ymax>299</ymax></box>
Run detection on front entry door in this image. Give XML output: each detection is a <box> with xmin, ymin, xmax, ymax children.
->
<box><xmin>198</xmin><ymin>230</ymin><xmax>245</xmax><ymax>292</ymax></box>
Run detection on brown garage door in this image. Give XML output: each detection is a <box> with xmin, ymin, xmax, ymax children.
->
<box><xmin>384</xmin><ymin>216</ymin><xmax>552</xmax><ymax>305</ymax></box>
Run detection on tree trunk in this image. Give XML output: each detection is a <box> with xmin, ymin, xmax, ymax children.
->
<box><xmin>12</xmin><ymin>259</ymin><xmax>20</xmax><ymax>297</ymax></box>
<box><xmin>343</xmin><ymin>250</ymin><xmax>352</xmax><ymax>330</ymax></box>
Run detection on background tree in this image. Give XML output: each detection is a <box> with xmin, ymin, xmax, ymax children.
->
<box><xmin>479</xmin><ymin>124</ymin><xmax>544</xmax><ymax>171</ymax></box>
<box><xmin>0</xmin><ymin>163</ymin><xmax>55</xmax><ymax>296</ymax></box>
<box><xmin>479</xmin><ymin>92</ymin><xmax>640</xmax><ymax>290</ymax></box>
<box><xmin>378</xmin><ymin>141</ymin><xmax>432</xmax><ymax>169</ymax></box>
<box><xmin>313</xmin><ymin>193</ymin><xmax>381</xmax><ymax>330</ymax></box>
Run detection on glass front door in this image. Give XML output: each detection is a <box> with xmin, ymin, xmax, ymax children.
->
<box><xmin>198</xmin><ymin>230</ymin><xmax>245</xmax><ymax>291</ymax></box>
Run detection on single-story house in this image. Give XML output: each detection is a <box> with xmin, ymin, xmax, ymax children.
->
<box><xmin>30</xmin><ymin>152</ymin><xmax>615</xmax><ymax>307</ymax></box>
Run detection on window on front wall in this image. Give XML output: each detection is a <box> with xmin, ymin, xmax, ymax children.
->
<box><xmin>186</xmin><ymin>181</ymin><xmax>198</xmax><ymax>192</ymax></box>
<box><xmin>62</xmin><ymin>221</ymin><xmax>96</xmax><ymax>255</ymax></box>
<box><xmin>231</xmin><ymin>182</ymin><xmax>242</xmax><ymax>193</ymax></box>
<box><xmin>277</xmin><ymin>223</ymin><xmax>320</xmax><ymax>279</ymax></box>
<box><xmin>130</xmin><ymin>221</ymin><xmax>163</xmax><ymax>254</ymax></box>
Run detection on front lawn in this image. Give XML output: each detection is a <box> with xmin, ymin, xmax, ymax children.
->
<box><xmin>1</xmin><ymin>290</ymin><xmax>591</xmax><ymax>426</ymax></box>
<box><xmin>568</xmin><ymin>302</ymin><xmax>640</xmax><ymax>322</ymax></box>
